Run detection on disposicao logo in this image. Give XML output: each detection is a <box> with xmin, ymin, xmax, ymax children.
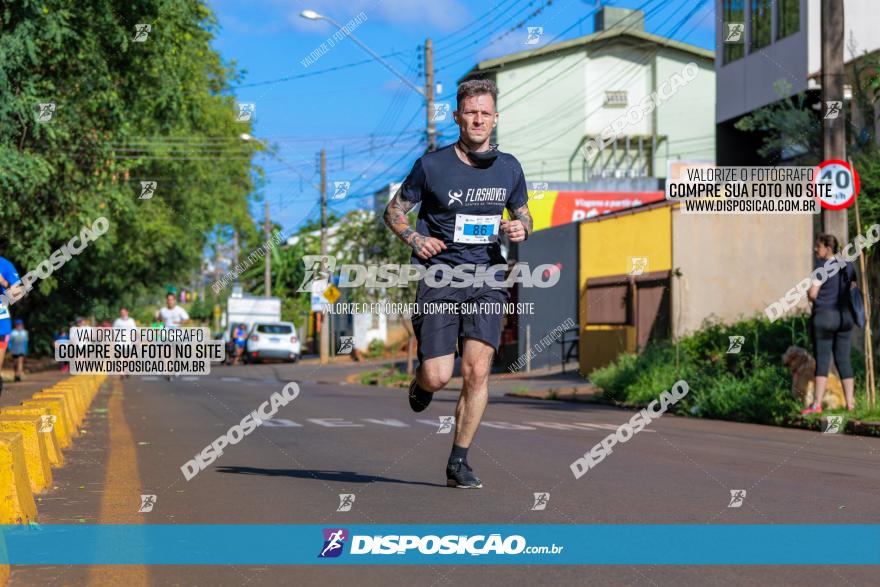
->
<box><xmin>319</xmin><ymin>528</ymin><xmax>348</xmax><ymax>558</ymax></box>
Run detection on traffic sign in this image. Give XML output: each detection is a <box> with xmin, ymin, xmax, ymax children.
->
<box><xmin>323</xmin><ymin>283</ymin><xmax>341</xmax><ymax>304</ymax></box>
<box><xmin>815</xmin><ymin>159</ymin><xmax>860</xmax><ymax>210</ymax></box>
<box><xmin>310</xmin><ymin>279</ymin><xmax>328</xmax><ymax>312</ymax></box>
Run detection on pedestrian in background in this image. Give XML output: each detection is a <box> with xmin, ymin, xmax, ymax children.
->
<box><xmin>113</xmin><ymin>307</ymin><xmax>137</xmax><ymax>378</ymax></box>
<box><xmin>0</xmin><ymin>255</ymin><xmax>22</xmax><ymax>395</ymax></box>
<box><xmin>55</xmin><ymin>329</ymin><xmax>70</xmax><ymax>373</ymax></box>
<box><xmin>9</xmin><ymin>319</ymin><xmax>28</xmax><ymax>382</ymax></box>
<box><xmin>113</xmin><ymin>307</ymin><xmax>137</xmax><ymax>329</ymax></box>
<box><xmin>802</xmin><ymin>233</ymin><xmax>856</xmax><ymax>414</ymax></box>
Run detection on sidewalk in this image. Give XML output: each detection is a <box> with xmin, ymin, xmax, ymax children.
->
<box><xmin>436</xmin><ymin>362</ymin><xmax>596</xmax><ymax>398</ymax></box>
<box><xmin>0</xmin><ymin>368</ymin><xmax>74</xmax><ymax>410</ymax></box>
<box><xmin>341</xmin><ymin>356</ymin><xmax>597</xmax><ymax>399</ymax></box>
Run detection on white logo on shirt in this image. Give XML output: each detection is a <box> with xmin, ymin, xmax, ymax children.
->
<box><xmin>447</xmin><ymin>189</ymin><xmax>463</xmax><ymax>207</ymax></box>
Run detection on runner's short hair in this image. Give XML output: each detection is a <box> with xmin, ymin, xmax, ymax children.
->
<box><xmin>457</xmin><ymin>78</ymin><xmax>498</xmax><ymax>111</ymax></box>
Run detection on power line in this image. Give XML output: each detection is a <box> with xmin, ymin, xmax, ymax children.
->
<box><xmin>230</xmin><ymin>50</ymin><xmax>417</xmax><ymax>89</ymax></box>
<box><xmin>507</xmin><ymin>0</ymin><xmax>710</xmax><ymax>152</ymax></box>
<box><xmin>435</xmin><ymin>0</ymin><xmax>523</xmax><ymax>45</ymax></box>
<box><xmin>435</xmin><ymin>0</ymin><xmax>558</xmax><ymax>70</ymax></box>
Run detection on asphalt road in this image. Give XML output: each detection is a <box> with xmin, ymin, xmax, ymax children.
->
<box><xmin>11</xmin><ymin>361</ymin><xmax>880</xmax><ymax>586</ymax></box>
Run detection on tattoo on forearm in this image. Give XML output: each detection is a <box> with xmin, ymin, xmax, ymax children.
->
<box><xmin>512</xmin><ymin>204</ymin><xmax>533</xmax><ymax>238</ymax></box>
<box><xmin>383</xmin><ymin>191</ymin><xmax>419</xmax><ymax>246</ymax></box>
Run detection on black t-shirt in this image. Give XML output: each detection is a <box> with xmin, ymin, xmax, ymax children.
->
<box><xmin>814</xmin><ymin>259</ymin><xmax>852</xmax><ymax>311</ymax></box>
<box><xmin>400</xmin><ymin>144</ymin><xmax>529</xmax><ymax>269</ymax></box>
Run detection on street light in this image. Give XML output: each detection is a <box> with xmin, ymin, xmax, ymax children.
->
<box><xmin>299</xmin><ymin>9</ymin><xmax>425</xmax><ymax>97</ymax></box>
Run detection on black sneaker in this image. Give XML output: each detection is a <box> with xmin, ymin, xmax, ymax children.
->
<box><xmin>446</xmin><ymin>458</ymin><xmax>482</xmax><ymax>488</ymax></box>
<box><xmin>408</xmin><ymin>379</ymin><xmax>433</xmax><ymax>412</ymax></box>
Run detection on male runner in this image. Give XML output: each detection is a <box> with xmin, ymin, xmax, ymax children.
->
<box><xmin>156</xmin><ymin>293</ymin><xmax>190</xmax><ymax>328</ymax></box>
<box><xmin>113</xmin><ymin>308</ymin><xmax>137</xmax><ymax>378</ymax></box>
<box><xmin>383</xmin><ymin>78</ymin><xmax>532</xmax><ymax>488</ymax></box>
<box><xmin>113</xmin><ymin>307</ymin><xmax>137</xmax><ymax>330</ymax></box>
<box><xmin>0</xmin><ymin>256</ymin><xmax>22</xmax><ymax>396</ymax></box>
<box><xmin>156</xmin><ymin>293</ymin><xmax>190</xmax><ymax>380</ymax></box>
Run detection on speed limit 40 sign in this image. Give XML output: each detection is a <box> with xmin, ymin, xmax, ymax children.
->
<box><xmin>814</xmin><ymin>159</ymin><xmax>860</xmax><ymax>210</ymax></box>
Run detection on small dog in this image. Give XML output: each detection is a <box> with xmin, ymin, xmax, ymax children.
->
<box><xmin>782</xmin><ymin>346</ymin><xmax>845</xmax><ymax>410</ymax></box>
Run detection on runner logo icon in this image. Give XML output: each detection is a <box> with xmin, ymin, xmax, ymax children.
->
<box><xmin>447</xmin><ymin>189</ymin><xmax>463</xmax><ymax>207</ymax></box>
<box><xmin>138</xmin><ymin>494</ymin><xmax>157</xmax><ymax>513</ymax></box>
<box><xmin>337</xmin><ymin>494</ymin><xmax>355</xmax><ymax>512</ymax></box>
<box><xmin>531</xmin><ymin>492</ymin><xmax>550</xmax><ymax>511</ymax></box>
<box><xmin>337</xmin><ymin>336</ymin><xmax>354</xmax><ymax>355</ymax></box>
<box><xmin>437</xmin><ymin>416</ymin><xmax>455</xmax><ymax>434</ymax></box>
<box><xmin>823</xmin><ymin>415</ymin><xmax>843</xmax><ymax>434</ymax></box>
<box><xmin>319</xmin><ymin>528</ymin><xmax>348</xmax><ymax>558</ymax></box>
<box><xmin>728</xmin><ymin>489</ymin><xmax>746</xmax><ymax>508</ymax></box>
<box><xmin>727</xmin><ymin>336</ymin><xmax>744</xmax><ymax>354</ymax></box>
<box><xmin>297</xmin><ymin>255</ymin><xmax>336</xmax><ymax>293</ymax></box>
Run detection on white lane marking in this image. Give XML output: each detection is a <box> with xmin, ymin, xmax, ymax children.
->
<box><xmin>252</xmin><ymin>418</ymin><xmax>651</xmax><ymax>433</ymax></box>
<box><xmin>307</xmin><ymin>418</ymin><xmax>364</xmax><ymax>427</ymax></box>
<box><xmin>182</xmin><ymin>376</ymin><xmax>200</xmax><ymax>381</ymax></box>
<box><xmin>262</xmin><ymin>419</ymin><xmax>302</xmax><ymax>427</ymax></box>
<box><xmin>221</xmin><ymin>377</ymin><xmax>241</xmax><ymax>382</ymax></box>
<box><xmin>141</xmin><ymin>376</ymin><xmax>159</xmax><ymax>381</ymax></box>
<box><xmin>361</xmin><ymin>418</ymin><xmax>409</xmax><ymax>427</ymax></box>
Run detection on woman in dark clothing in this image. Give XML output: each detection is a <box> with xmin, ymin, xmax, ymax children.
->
<box><xmin>801</xmin><ymin>233</ymin><xmax>856</xmax><ymax>414</ymax></box>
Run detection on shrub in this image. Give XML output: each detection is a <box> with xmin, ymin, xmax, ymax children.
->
<box><xmin>589</xmin><ymin>314</ymin><xmax>831</xmax><ymax>425</ymax></box>
<box><xmin>367</xmin><ymin>338</ymin><xmax>386</xmax><ymax>358</ymax></box>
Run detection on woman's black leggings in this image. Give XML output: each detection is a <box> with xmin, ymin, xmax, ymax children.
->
<box><xmin>812</xmin><ymin>309</ymin><xmax>854</xmax><ymax>378</ymax></box>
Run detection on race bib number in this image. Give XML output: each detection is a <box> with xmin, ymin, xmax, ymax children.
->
<box><xmin>453</xmin><ymin>214</ymin><xmax>501</xmax><ymax>244</ymax></box>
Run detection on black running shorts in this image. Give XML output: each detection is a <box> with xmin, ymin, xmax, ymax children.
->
<box><xmin>411</xmin><ymin>283</ymin><xmax>509</xmax><ymax>363</ymax></box>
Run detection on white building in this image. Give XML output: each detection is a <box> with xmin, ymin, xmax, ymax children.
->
<box><xmin>716</xmin><ymin>0</ymin><xmax>880</xmax><ymax>163</ymax></box>
<box><xmin>464</xmin><ymin>6</ymin><xmax>716</xmax><ymax>182</ymax></box>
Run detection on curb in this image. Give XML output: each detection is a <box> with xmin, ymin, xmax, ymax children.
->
<box><xmin>508</xmin><ymin>388</ymin><xmax>880</xmax><ymax>438</ymax></box>
<box><xmin>505</xmin><ymin>385</ymin><xmax>599</xmax><ymax>401</ymax></box>
<box><xmin>0</xmin><ymin>373</ymin><xmax>106</xmax><ymax>582</ymax></box>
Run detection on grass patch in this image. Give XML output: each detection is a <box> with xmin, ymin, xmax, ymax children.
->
<box><xmin>359</xmin><ymin>365</ymin><xmax>410</xmax><ymax>388</ymax></box>
<box><xmin>589</xmin><ymin>314</ymin><xmax>877</xmax><ymax>427</ymax></box>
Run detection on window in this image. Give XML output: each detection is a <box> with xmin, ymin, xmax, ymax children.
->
<box><xmin>604</xmin><ymin>91</ymin><xmax>628</xmax><ymax>107</ymax></box>
<box><xmin>722</xmin><ymin>0</ymin><xmax>745</xmax><ymax>64</ymax></box>
<box><xmin>777</xmin><ymin>0</ymin><xmax>800</xmax><ymax>39</ymax></box>
<box><xmin>256</xmin><ymin>324</ymin><xmax>293</xmax><ymax>334</ymax></box>
<box><xmin>750</xmin><ymin>0</ymin><xmax>772</xmax><ymax>50</ymax></box>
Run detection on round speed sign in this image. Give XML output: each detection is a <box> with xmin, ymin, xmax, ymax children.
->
<box><xmin>814</xmin><ymin>159</ymin><xmax>860</xmax><ymax>210</ymax></box>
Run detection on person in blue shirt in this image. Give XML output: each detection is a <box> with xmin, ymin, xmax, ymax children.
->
<box><xmin>232</xmin><ymin>323</ymin><xmax>248</xmax><ymax>365</ymax></box>
<box><xmin>802</xmin><ymin>233</ymin><xmax>857</xmax><ymax>414</ymax></box>
<box><xmin>9</xmin><ymin>319</ymin><xmax>28</xmax><ymax>382</ymax></box>
<box><xmin>55</xmin><ymin>329</ymin><xmax>71</xmax><ymax>373</ymax></box>
<box><xmin>0</xmin><ymin>256</ymin><xmax>22</xmax><ymax>395</ymax></box>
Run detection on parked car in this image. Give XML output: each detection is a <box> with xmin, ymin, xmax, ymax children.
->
<box><xmin>246</xmin><ymin>322</ymin><xmax>301</xmax><ymax>363</ymax></box>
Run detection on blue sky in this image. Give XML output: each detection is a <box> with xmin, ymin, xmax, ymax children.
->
<box><xmin>208</xmin><ymin>0</ymin><xmax>715</xmax><ymax>235</ymax></box>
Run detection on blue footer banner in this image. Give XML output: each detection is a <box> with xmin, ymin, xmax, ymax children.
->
<box><xmin>1</xmin><ymin>524</ymin><xmax>879</xmax><ymax>565</ymax></box>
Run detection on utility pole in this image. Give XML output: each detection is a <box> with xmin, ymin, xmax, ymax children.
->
<box><xmin>319</xmin><ymin>148</ymin><xmax>329</xmax><ymax>364</ymax></box>
<box><xmin>821</xmin><ymin>0</ymin><xmax>848</xmax><ymax>242</ymax></box>
<box><xmin>263</xmin><ymin>197</ymin><xmax>271</xmax><ymax>297</ymax></box>
<box><xmin>425</xmin><ymin>38</ymin><xmax>436</xmax><ymax>152</ymax></box>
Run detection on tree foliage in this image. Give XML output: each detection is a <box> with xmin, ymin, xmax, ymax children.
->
<box><xmin>0</xmin><ymin>0</ymin><xmax>258</xmax><ymax>351</ymax></box>
<box><xmin>734</xmin><ymin>62</ymin><xmax>880</xmax><ymax>364</ymax></box>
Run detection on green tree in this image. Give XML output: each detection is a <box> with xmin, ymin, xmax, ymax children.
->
<box><xmin>735</xmin><ymin>65</ymin><xmax>880</xmax><ymax>371</ymax></box>
<box><xmin>0</xmin><ymin>0</ymin><xmax>258</xmax><ymax>353</ymax></box>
